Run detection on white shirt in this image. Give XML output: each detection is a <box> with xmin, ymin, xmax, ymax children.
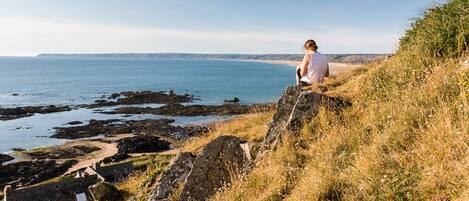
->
<box><xmin>300</xmin><ymin>52</ymin><xmax>329</xmax><ymax>83</ymax></box>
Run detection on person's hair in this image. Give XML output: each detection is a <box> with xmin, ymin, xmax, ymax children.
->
<box><xmin>303</xmin><ymin>39</ymin><xmax>318</xmax><ymax>51</ymax></box>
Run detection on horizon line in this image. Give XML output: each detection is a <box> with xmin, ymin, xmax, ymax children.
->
<box><xmin>0</xmin><ymin>52</ymin><xmax>392</xmax><ymax>57</ymax></box>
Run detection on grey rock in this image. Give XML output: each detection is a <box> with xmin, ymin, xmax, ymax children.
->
<box><xmin>178</xmin><ymin>136</ymin><xmax>251</xmax><ymax>201</ymax></box>
<box><xmin>284</xmin><ymin>91</ymin><xmax>323</xmax><ymax>134</ymax></box>
<box><xmin>256</xmin><ymin>86</ymin><xmax>304</xmax><ymax>154</ymax></box>
<box><xmin>148</xmin><ymin>152</ymin><xmax>196</xmax><ymax>201</ymax></box>
<box><xmin>256</xmin><ymin>86</ymin><xmax>349</xmax><ymax>160</ymax></box>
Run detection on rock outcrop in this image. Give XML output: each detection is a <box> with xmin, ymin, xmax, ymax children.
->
<box><xmin>259</xmin><ymin>86</ymin><xmax>304</xmax><ymax>150</ymax></box>
<box><xmin>256</xmin><ymin>86</ymin><xmax>349</xmax><ymax>160</ymax></box>
<box><xmin>86</xmin><ymin>90</ymin><xmax>195</xmax><ymax>108</ymax></box>
<box><xmin>24</xmin><ymin>145</ymin><xmax>101</xmax><ymax>160</ymax></box>
<box><xmin>100</xmin><ymin>103</ymin><xmax>274</xmax><ymax>116</ymax></box>
<box><xmin>147</xmin><ymin>136</ymin><xmax>251</xmax><ymax>201</ymax></box>
<box><xmin>52</xmin><ymin>118</ymin><xmax>208</xmax><ymax>139</ymax></box>
<box><xmin>148</xmin><ymin>152</ymin><xmax>196</xmax><ymax>201</ymax></box>
<box><xmin>103</xmin><ymin>135</ymin><xmax>171</xmax><ymax>163</ymax></box>
<box><xmin>146</xmin><ymin>86</ymin><xmax>349</xmax><ymax>201</ymax></box>
<box><xmin>0</xmin><ymin>105</ymin><xmax>72</xmax><ymax>121</ymax></box>
<box><xmin>179</xmin><ymin>136</ymin><xmax>251</xmax><ymax>201</ymax></box>
<box><xmin>0</xmin><ymin>160</ymin><xmax>77</xmax><ymax>189</ymax></box>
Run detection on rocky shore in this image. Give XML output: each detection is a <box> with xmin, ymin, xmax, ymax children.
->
<box><xmin>0</xmin><ymin>89</ymin><xmax>272</xmax><ymax>195</ymax></box>
<box><xmin>24</xmin><ymin>145</ymin><xmax>101</xmax><ymax>160</ymax></box>
<box><xmin>0</xmin><ymin>90</ymin><xmax>195</xmax><ymax>121</ymax></box>
<box><xmin>0</xmin><ymin>160</ymin><xmax>77</xmax><ymax>189</ymax></box>
<box><xmin>102</xmin><ymin>135</ymin><xmax>171</xmax><ymax>163</ymax></box>
<box><xmin>51</xmin><ymin>118</ymin><xmax>209</xmax><ymax>139</ymax></box>
<box><xmin>0</xmin><ymin>105</ymin><xmax>72</xmax><ymax>120</ymax></box>
<box><xmin>100</xmin><ymin>102</ymin><xmax>275</xmax><ymax>116</ymax></box>
<box><xmin>84</xmin><ymin>90</ymin><xmax>196</xmax><ymax>108</ymax></box>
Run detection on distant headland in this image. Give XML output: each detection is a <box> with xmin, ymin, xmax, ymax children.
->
<box><xmin>36</xmin><ymin>53</ymin><xmax>387</xmax><ymax>64</ymax></box>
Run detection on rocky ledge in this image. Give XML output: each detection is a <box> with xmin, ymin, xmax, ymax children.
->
<box><xmin>148</xmin><ymin>135</ymin><xmax>251</xmax><ymax>201</ymax></box>
<box><xmin>24</xmin><ymin>145</ymin><xmax>101</xmax><ymax>160</ymax></box>
<box><xmin>51</xmin><ymin>118</ymin><xmax>208</xmax><ymax>139</ymax></box>
<box><xmin>0</xmin><ymin>90</ymin><xmax>196</xmax><ymax>121</ymax></box>
<box><xmin>85</xmin><ymin>90</ymin><xmax>196</xmax><ymax>108</ymax></box>
<box><xmin>0</xmin><ymin>105</ymin><xmax>72</xmax><ymax>121</ymax></box>
<box><xmin>0</xmin><ymin>160</ymin><xmax>77</xmax><ymax>189</ymax></box>
<box><xmin>102</xmin><ymin>135</ymin><xmax>171</xmax><ymax>163</ymax></box>
<box><xmin>101</xmin><ymin>103</ymin><xmax>274</xmax><ymax>116</ymax></box>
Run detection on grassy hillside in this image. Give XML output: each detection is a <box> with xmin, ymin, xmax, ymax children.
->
<box><xmin>208</xmin><ymin>0</ymin><xmax>468</xmax><ymax>200</ymax></box>
<box><xmin>121</xmin><ymin>1</ymin><xmax>467</xmax><ymax>200</ymax></box>
<box><xmin>117</xmin><ymin>112</ymin><xmax>274</xmax><ymax>200</ymax></box>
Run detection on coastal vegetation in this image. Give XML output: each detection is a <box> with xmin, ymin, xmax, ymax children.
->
<box><xmin>1</xmin><ymin>0</ymin><xmax>466</xmax><ymax>200</ymax></box>
<box><xmin>116</xmin><ymin>112</ymin><xmax>273</xmax><ymax>200</ymax></box>
<box><xmin>209</xmin><ymin>0</ymin><xmax>468</xmax><ymax>200</ymax></box>
<box><xmin>124</xmin><ymin>0</ymin><xmax>467</xmax><ymax>200</ymax></box>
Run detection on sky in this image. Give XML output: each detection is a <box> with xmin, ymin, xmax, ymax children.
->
<box><xmin>0</xmin><ymin>0</ymin><xmax>446</xmax><ymax>56</ymax></box>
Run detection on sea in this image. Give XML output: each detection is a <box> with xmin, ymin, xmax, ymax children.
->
<box><xmin>0</xmin><ymin>57</ymin><xmax>295</xmax><ymax>153</ymax></box>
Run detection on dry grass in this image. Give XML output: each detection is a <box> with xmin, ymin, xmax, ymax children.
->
<box><xmin>206</xmin><ymin>1</ymin><xmax>468</xmax><ymax>200</ymax></box>
<box><xmin>210</xmin><ymin>135</ymin><xmax>305</xmax><ymax>201</ymax></box>
<box><xmin>208</xmin><ymin>56</ymin><xmax>468</xmax><ymax>201</ymax></box>
<box><xmin>182</xmin><ymin>111</ymin><xmax>274</xmax><ymax>153</ymax></box>
<box><xmin>117</xmin><ymin>111</ymin><xmax>274</xmax><ymax>200</ymax></box>
<box><xmin>130</xmin><ymin>2</ymin><xmax>468</xmax><ymax>200</ymax></box>
<box><xmin>115</xmin><ymin>154</ymin><xmax>174</xmax><ymax>201</ymax></box>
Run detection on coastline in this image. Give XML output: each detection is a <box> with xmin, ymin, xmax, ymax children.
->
<box><xmin>238</xmin><ymin>59</ymin><xmax>360</xmax><ymax>75</ymax></box>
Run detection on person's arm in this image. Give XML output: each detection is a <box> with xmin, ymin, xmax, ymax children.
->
<box><xmin>300</xmin><ymin>54</ymin><xmax>310</xmax><ymax>77</ymax></box>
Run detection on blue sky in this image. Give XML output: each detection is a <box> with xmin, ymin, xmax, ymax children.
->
<box><xmin>0</xmin><ymin>0</ymin><xmax>445</xmax><ymax>56</ymax></box>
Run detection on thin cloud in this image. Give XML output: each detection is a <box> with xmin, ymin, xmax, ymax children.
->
<box><xmin>0</xmin><ymin>17</ymin><xmax>398</xmax><ymax>56</ymax></box>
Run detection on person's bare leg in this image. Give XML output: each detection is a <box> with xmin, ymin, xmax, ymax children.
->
<box><xmin>296</xmin><ymin>65</ymin><xmax>301</xmax><ymax>85</ymax></box>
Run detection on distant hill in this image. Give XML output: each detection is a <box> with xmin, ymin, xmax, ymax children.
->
<box><xmin>36</xmin><ymin>53</ymin><xmax>387</xmax><ymax>64</ymax></box>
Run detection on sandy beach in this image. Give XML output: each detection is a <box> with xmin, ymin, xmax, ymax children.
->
<box><xmin>240</xmin><ymin>59</ymin><xmax>360</xmax><ymax>75</ymax></box>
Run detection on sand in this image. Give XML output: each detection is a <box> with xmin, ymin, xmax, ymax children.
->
<box><xmin>240</xmin><ymin>59</ymin><xmax>360</xmax><ymax>75</ymax></box>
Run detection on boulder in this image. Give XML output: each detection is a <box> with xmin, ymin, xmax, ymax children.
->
<box><xmin>148</xmin><ymin>152</ymin><xmax>196</xmax><ymax>201</ymax></box>
<box><xmin>257</xmin><ymin>86</ymin><xmax>304</xmax><ymax>152</ymax></box>
<box><xmin>178</xmin><ymin>136</ymin><xmax>251</xmax><ymax>201</ymax></box>
<box><xmin>284</xmin><ymin>91</ymin><xmax>323</xmax><ymax>134</ymax></box>
<box><xmin>256</xmin><ymin>86</ymin><xmax>349</xmax><ymax>160</ymax></box>
<box><xmin>89</xmin><ymin>182</ymin><xmax>121</xmax><ymax>201</ymax></box>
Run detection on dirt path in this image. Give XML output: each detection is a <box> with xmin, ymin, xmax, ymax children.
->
<box><xmin>63</xmin><ymin>134</ymin><xmax>134</xmax><ymax>175</ymax></box>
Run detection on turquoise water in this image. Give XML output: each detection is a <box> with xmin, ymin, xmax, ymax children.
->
<box><xmin>0</xmin><ymin>57</ymin><xmax>295</xmax><ymax>153</ymax></box>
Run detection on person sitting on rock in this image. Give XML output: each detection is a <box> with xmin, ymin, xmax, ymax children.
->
<box><xmin>296</xmin><ymin>39</ymin><xmax>329</xmax><ymax>86</ymax></box>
